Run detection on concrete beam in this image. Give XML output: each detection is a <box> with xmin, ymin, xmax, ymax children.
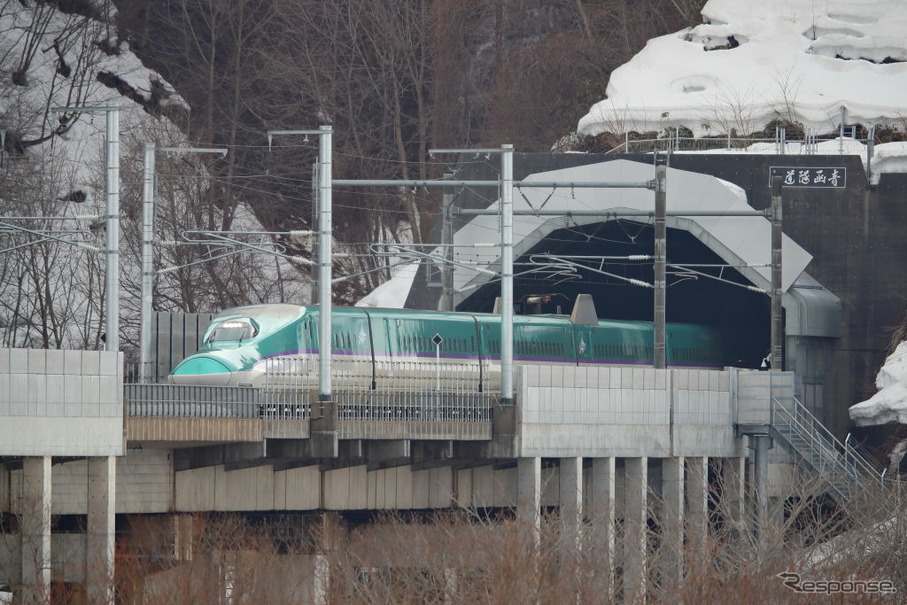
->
<box><xmin>365</xmin><ymin>440</ymin><xmax>411</xmax><ymax>471</ymax></box>
<box><xmin>272</xmin><ymin>459</ymin><xmax>320</xmax><ymax>472</ymax></box>
<box><xmin>449</xmin><ymin>441</ymin><xmax>498</xmax><ymax>470</ymax></box>
<box><xmin>223</xmin><ymin>457</ymin><xmax>280</xmax><ymax>472</ymax></box>
<box><xmin>21</xmin><ymin>456</ymin><xmax>51</xmax><ymax>605</ymax></box>
<box><xmin>222</xmin><ymin>438</ymin><xmax>349</xmax><ymax>470</ymax></box>
<box><xmin>267</xmin><ymin>439</ymin><xmax>370</xmax><ymax>471</ymax></box>
<box><xmin>173</xmin><ymin>442</ymin><xmax>265</xmax><ymax>471</ymax></box>
<box><xmin>623</xmin><ymin>457</ymin><xmax>647</xmax><ymax>604</ymax></box>
<box><xmin>317</xmin><ymin>440</ymin><xmax>366</xmax><ymax>471</ymax></box>
<box><xmin>411</xmin><ymin>440</ymin><xmax>454</xmax><ymax>471</ymax></box>
<box><xmin>87</xmin><ymin>456</ymin><xmax>116</xmax><ymax>605</ymax></box>
<box><xmin>266</xmin><ymin>439</ymin><xmax>314</xmax><ymax>460</ymax></box>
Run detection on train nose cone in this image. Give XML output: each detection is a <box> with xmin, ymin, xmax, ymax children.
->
<box><xmin>169</xmin><ymin>356</ymin><xmax>233</xmax><ymax>386</ymax></box>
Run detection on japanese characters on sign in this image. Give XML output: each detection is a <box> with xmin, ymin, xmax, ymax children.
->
<box><xmin>770</xmin><ymin>166</ymin><xmax>846</xmax><ymax>188</ymax></box>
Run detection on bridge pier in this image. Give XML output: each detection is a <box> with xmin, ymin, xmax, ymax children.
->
<box><xmin>685</xmin><ymin>457</ymin><xmax>709</xmax><ymax>557</ymax></box>
<box><xmin>87</xmin><ymin>456</ymin><xmax>116</xmax><ymax>605</ymax></box>
<box><xmin>591</xmin><ymin>457</ymin><xmax>616</xmax><ymax>599</ymax></box>
<box><xmin>559</xmin><ymin>457</ymin><xmax>582</xmax><ymax>539</ymax></box>
<box><xmin>21</xmin><ymin>456</ymin><xmax>51</xmax><ymax>605</ymax></box>
<box><xmin>559</xmin><ymin>456</ymin><xmax>582</xmax><ymax>596</ymax></box>
<box><xmin>623</xmin><ymin>457</ymin><xmax>647</xmax><ymax>603</ymax></box>
<box><xmin>517</xmin><ymin>457</ymin><xmax>541</xmax><ymax>531</ymax></box>
<box><xmin>661</xmin><ymin>457</ymin><xmax>685</xmax><ymax>587</ymax></box>
<box><xmin>721</xmin><ymin>457</ymin><xmax>747</xmax><ymax>540</ymax></box>
<box><xmin>749</xmin><ymin>435</ymin><xmax>773</xmax><ymax>542</ymax></box>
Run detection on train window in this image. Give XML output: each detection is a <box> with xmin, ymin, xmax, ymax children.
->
<box><xmin>207</xmin><ymin>319</ymin><xmax>258</xmax><ymax>344</ymax></box>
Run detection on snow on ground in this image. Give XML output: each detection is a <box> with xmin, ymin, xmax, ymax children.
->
<box><xmin>578</xmin><ymin>0</ymin><xmax>907</xmax><ymax>139</ymax></box>
<box><xmin>850</xmin><ymin>342</ymin><xmax>907</xmax><ymax>426</ymax></box>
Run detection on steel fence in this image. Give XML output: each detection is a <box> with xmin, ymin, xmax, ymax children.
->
<box><xmin>261</xmin><ymin>357</ymin><xmax>495</xmax><ymax>424</ymax></box>
<box><xmin>125</xmin><ymin>384</ymin><xmax>261</xmax><ymax>418</ymax></box>
<box><xmin>125</xmin><ymin>358</ymin><xmax>496</xmax><ymax>425</ymax></box>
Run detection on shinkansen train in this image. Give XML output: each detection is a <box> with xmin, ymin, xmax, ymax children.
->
<box><xmin>169</xmin><ymin>300</ymin><xmax>724</xmax><ymax>388</ymax></box>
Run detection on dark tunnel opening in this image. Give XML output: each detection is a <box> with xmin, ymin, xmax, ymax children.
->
<box><xmin>456</xmin><ymin>221</ymin><xmax>771</xmax><ymax>369</ymax></box>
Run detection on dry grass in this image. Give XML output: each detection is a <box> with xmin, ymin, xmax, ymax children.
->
<box><xmin>100</xmin><ymin>474</ymin><xmax>907</xmax><ymax>604</ymax></box>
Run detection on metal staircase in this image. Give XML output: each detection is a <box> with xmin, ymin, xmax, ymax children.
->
<box><xmin>770</xmin><ymin>396</ymin><xmax>884</xmax><ymax>506</ymax></box>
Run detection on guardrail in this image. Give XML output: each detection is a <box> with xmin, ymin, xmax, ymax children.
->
<box><xmin>261</xmin><ymin>358</ymin><xmax>494</xmax><ymax>424</ymax></box>
<box><xmin>125</xmin><ymin>384</ymin><xmax>261</xmax><ymax>418</ymax></box>
<box><xmin>610</xmin><ymin>128</ymin><xmax>873</xmax><ymax>156</ymax></box>
<box><xmin>125</xmin><ymin>359</ymin><xmax>495</xmax><ymax>426</ymax></box>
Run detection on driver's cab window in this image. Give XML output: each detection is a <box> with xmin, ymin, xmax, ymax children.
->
<box><xmin>206</xmin><ymin>318</ymin><xmax>258</xmax><ymax>344</ymax></box>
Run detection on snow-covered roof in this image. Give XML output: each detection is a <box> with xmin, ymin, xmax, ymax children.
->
<box><xmin>578</xmin><ymin>0</ymin><xmax>907</xmax><ymax>139</ymax></box>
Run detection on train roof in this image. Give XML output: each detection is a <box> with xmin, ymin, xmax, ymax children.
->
<box><xmin>207</xmin><ymin>303</ymin><xmax>711</xmax><ymax>333</ymax></box>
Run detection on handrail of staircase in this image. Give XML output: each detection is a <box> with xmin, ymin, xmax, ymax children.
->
<box><xmin>771</xmin><ymin>396</ymin><xmax>883</xmax><ymax>486</ymax></box>
<box><xmin>844</xmin><ymin>432</ymin><xmax>887</xmax><ymax>475</ymax></box>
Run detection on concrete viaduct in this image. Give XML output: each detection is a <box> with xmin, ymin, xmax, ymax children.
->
<box><xmin>0</xmin><ymin>346</ymin><xmax>835</xmax><ymax>603</ymax></box>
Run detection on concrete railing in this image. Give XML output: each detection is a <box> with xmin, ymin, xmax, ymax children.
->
<box><xmin>0</xmin><ymin>348</ymin><xmax>123</xmax><ymax>457</ymax></box>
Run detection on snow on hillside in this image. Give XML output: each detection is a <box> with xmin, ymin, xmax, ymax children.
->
<box><xmin>850</xmin><ymin>342</ymin><xmax>907</xmax><ymax>427</ymax></box>
<box><xmin>578</xmin><ymin>0</ymin><xmax>907</xmax><ymax>139</ymax></box>
<box><xmin>0</xmin><ymin>2</ymin><xmax>184</xmax><ymax>194</ymax></box>
<box><xmin>1</xmin><ymin>2</ymin><xmax>307</xmax><ymax>350</ymax></box>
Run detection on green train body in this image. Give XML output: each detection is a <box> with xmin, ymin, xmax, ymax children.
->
<box><xmin>170</xmin><ymin>304</ymin><xmax>724</xmax><ymax>388</ymax></box>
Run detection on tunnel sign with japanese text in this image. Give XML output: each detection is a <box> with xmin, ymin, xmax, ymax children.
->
<box><xmin>770</xmin><ymin>166</ymin><xmax>846</xmax><ymax>188</ymax></box>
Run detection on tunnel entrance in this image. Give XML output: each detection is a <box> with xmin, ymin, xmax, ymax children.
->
<box><xmin>456</xmin><ymin>221</ymin><xmax>771</xmax><ymax>369</ymax></box>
